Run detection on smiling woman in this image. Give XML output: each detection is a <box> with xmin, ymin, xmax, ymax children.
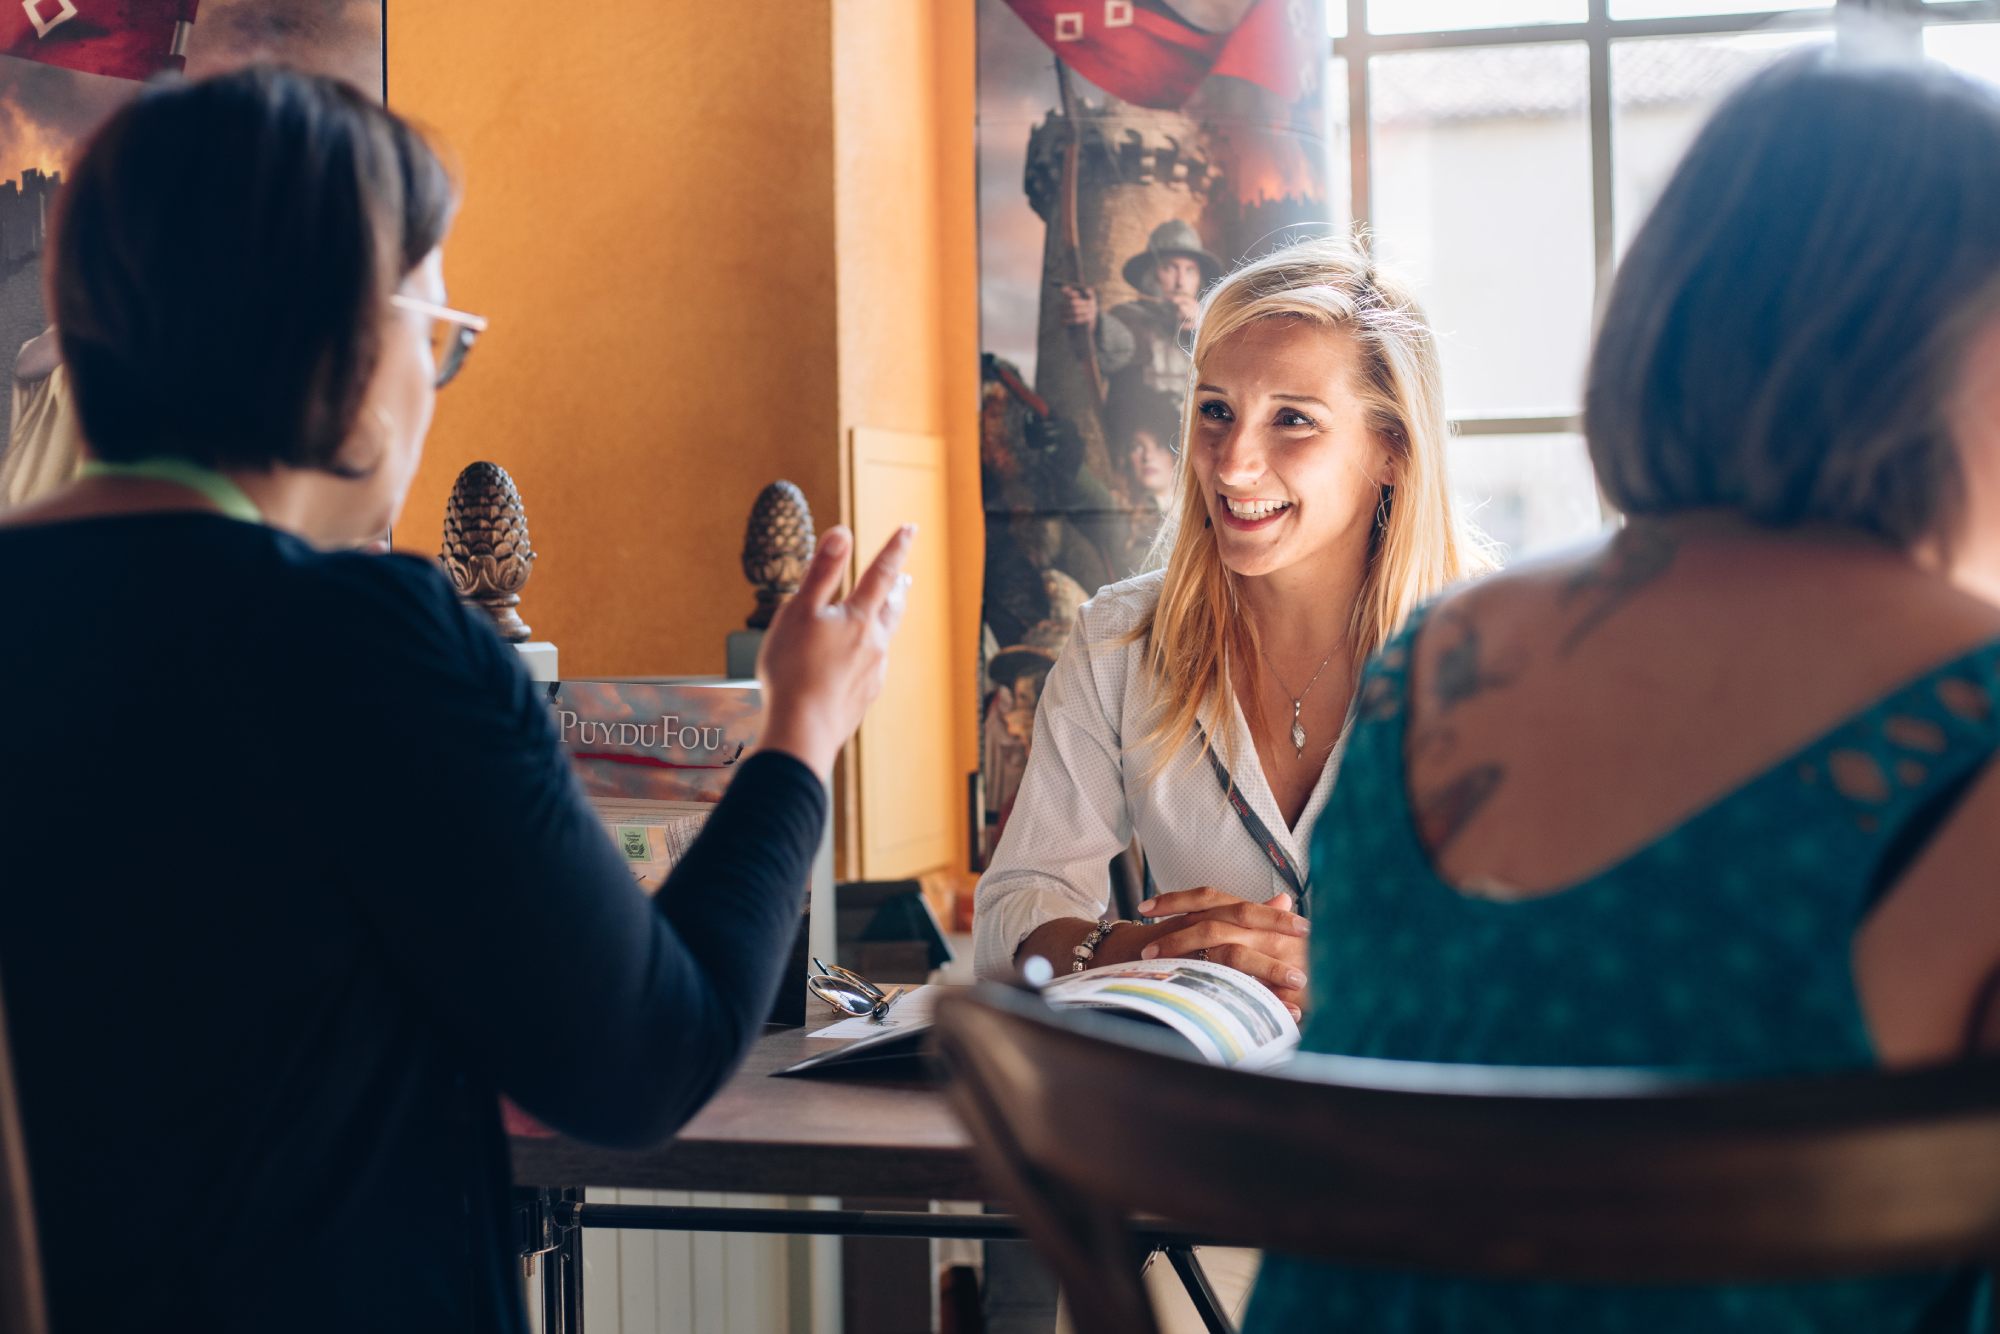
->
<box><xmin>973</xmin><ymin>233</ymin><xmax>1485</xmax><ymax>1328</ymax></box>
<box><xmin>977</xmin><ymin>233</ymin><xmax>1485</xmax><ymax>992</ymax></box>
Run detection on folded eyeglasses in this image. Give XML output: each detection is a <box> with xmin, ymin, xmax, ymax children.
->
<box><xmin>808</xmin><ymin>958</ymin><xmax>906</xmax><ymax>1024</ymax></box>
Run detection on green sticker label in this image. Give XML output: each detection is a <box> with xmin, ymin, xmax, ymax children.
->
<box><xmin>617</xmin><ymin>826</ymin><xmax>651</xmax><ymax>861</ymax></box>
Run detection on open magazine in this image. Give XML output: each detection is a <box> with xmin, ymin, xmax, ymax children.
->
<box><xmin>778</xmin><ymin>959</ymin><xmax>1300</xmax><ymax>1077</ymax></box>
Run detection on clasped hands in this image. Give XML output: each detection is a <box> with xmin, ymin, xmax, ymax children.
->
<box><xmin>1133</xmin><ymin>887</ymin><xmax>1310</xmax><ymax>1021</ymax></box>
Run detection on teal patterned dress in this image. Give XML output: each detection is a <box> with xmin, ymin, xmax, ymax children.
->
<box><xmin>1244</xmin><ymin>604</ymin><xmax>1998</xmax><ymax>1333</ymax></box>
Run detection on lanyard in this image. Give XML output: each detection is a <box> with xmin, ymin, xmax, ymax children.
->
<box><xmin>1194</xmin><ymin>724</ymin><xmax>1310</xmax><ymax>915</ymax></box>
<box><xmin>80</xmin><ymin>457</ymin><xmax>263</xmax><ymax>525</ymax></box>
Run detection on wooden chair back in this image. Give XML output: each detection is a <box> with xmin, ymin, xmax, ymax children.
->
<box><xmin>0</xmin><ymin>971</ymin><xmax>46</xmax><ymax>1334</ymax></box>
<box><xmin>933</xmin><ymin>983</ymin><xmax>2000</xmax><ymax>1334</ymax></box>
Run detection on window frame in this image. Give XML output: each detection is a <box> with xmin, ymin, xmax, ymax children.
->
<box><xmin>1334</xmin><ymin>0</ymin><xmax>1985</xmax><ymax>441</ymax></box>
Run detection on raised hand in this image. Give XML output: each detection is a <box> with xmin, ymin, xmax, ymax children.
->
<box><xmin>1137</xmin><ymin>887</ymin><xmax>1311</xmax><ymax>1019</ymax></box>
<box><xmin>754</xmin><ymin>524</ymin><xmax>915</xmax><ymax>780</ymax></box>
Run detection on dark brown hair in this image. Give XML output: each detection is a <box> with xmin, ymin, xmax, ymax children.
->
<box><xmin>51</xmin><ymin>65</ymin><xmax>455</xmax><ymax>473</ymax></box>
<box><xmin>1586</xmin><ymin>50</ymin><xmax>2000</xmax><ymax>548</ymax></box>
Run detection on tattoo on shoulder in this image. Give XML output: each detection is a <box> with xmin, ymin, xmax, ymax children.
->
<box><xmin>1410</xmin><ymin>722</ymin><xmax>1459</xmax><ymax>762</ymax></box>
<box><xmin>1416</xmin><ymin>764</ymin><xmax>1505</xmax><ymax>853</ymax></box>
<box><xmin>1557</xmin><ymin>523</ymin><xmax>1679</xmax><ymax>655</ymax></box>
<box><xmin>1407</xmin><ymin>608</ymin><xmax>1523</xmax><ymax>761</ymax></box>
<box><xmin>1429</xmin><ymin>608</ymin><xmax>1521</xmax><ymax>715</ymax></box>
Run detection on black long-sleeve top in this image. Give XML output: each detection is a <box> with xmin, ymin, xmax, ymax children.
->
<box><xmin>0</xmin><ymin>513</ymin><xmax>826</xmax><ymax>1333</ymax></box>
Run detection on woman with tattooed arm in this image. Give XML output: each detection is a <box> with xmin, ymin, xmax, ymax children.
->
<box><xmin>1247</xmin><ymin>52</ymin><xmax>2000</xmax><ymax>1334</ymax></box>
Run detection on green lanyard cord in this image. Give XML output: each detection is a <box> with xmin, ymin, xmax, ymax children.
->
<box><xmin>79</xmin><ymin>458</ymin><xmax>263</xmax><ymax>525</ymax></box>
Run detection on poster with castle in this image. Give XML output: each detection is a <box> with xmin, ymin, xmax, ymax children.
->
<box><xmin>0</xmin><ymin>1</ymin><xmax>385</xmax><ymax>480</ymax></box>
<box><xmin>976</xmin><ymin>0</ymin><xmax>1331</xmax><ymax>864</ymax></box>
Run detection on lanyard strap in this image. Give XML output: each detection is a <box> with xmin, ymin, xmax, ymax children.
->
<box><xmin>1195</xmin><ymin>725</ymin><xmax>1310</xmax><ymax>915</ymax></box>
<box><xmin>80</xmin><ymin>457</ymin><xmax>263</xmax><ymax>525</ymax></box>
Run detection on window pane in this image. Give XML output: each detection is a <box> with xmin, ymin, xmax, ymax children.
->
<box><xmin>1330</xmin><ymin>2</ymin><xmax>1346</xmax><ymax>40</ymax></box>
<box><xmin>1925</xmin><ymin>23</ymin><xmax>2000</xmax><ymax>86</ymax></box>
<box><xmin>1611</xmin><ymin>31</ymin><xmax>1830</xmax><ymax>258</ymax></box>
<box><xmin>1371</xmin><ymin>43</ymin><xmax>1594</xmax><ymax>417</ymax></box>
<box><xmin>1368</xmin><ymin>0</ymin><xmax>1581</xmax><ymax>35</ymax></box>
<box><xmin>1447</xmin><ymin>433</ymin><xmax>1606</xmax><ymax>563</ymax></box>
<box><xmin>1326</xmin><ymin>56</ymin><xmax>1353</xmax><ymax>226</ymax></box>
<box><xmin>1611</xmin><ymin>0</ymin><xmax>1827</xmax><ymax>18</ymax></box>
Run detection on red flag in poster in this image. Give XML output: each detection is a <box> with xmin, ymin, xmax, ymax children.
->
<box><xmin>1002</xmin><ymin>0</ymin><xmax>1311</xmax><ymax>110</ymax></box>
<box><xmin>1211</xmin><ymin>0</ymin><xmax>1319</xmax><ymax>105</ymax></box>
<box><xmin>1</xmin><ymin>0</ymin><xmax>199</xmax><ymax>83</ymax></box>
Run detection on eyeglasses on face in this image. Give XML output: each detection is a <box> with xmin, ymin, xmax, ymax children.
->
<box><xmin>389</xmin><ymin>293</ymin><xmax>489</xmax><ymax>389</ymax></box>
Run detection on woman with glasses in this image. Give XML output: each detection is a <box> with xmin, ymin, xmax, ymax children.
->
<box><xmin>0</xmin><ymin>67</ymin><xmax>911</xmax><ymax>1333</ymax></box>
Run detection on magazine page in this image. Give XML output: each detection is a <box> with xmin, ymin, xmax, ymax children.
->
<box><xmin>587</xmin><ymin>796</ymin><xmax>713</xmax><ymax>894</ymax></box>
<box><xmin>1043</xmin><ymin>959</ymin><xmax>1300</xmax><ymax>1066</ymax></box>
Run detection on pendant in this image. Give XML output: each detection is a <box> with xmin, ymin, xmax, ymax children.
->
<box><xmin>1290</xmin><ymin>700</ymin><xmax>1306</xmax><ymax>757</ymax></box>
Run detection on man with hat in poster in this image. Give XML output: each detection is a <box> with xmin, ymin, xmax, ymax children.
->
<box><xmin>1058</xmin><ymin>217</ymin><xmax>1224</xmax><ymax>407</ymax></box>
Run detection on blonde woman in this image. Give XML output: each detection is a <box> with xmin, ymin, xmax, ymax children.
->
<box><xmin>974</xmin><ymin>232</ymin><xmax>1479</xmax><ymax>1328</ymax></box>
<box><xmin>976</xmin><ymin>234</ymin><xmax>1478</xmax><ymax>1004</ymax></box>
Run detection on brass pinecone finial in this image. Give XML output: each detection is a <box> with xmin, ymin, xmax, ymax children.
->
<box><xmin>442</xmin><ymin>461</ymin><xmax>537</xmax><ymax>642</ymax></box>
<box><xmin>742</xmin><ymin>481</ymin><xmax>815</xmax><ymax>630</ymax></box>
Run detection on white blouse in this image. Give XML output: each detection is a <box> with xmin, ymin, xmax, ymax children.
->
<box><xmin>973</xmin><ymin>570</ymin><xmax>1343</xmax><ymax>979</ymax></box>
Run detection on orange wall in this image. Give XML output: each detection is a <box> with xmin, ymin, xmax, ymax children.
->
<box><xmin>390</xmin><ymin>1</ymin><xmax>983</xmax><ymax>873</ymax></box>
<box><xmin>833</xmin><ymin>0</ymin><xmax>984</xmax><ymax>872</ymax></box>
<box><xmin>940</xmin><ymin>0</ymin><xmax>985</xmax><ymax>881</ymax></box>
<box><xmin>387</xmin><ymin>2</ymin><xmax>841</xmax><ymax>677</ymax></box>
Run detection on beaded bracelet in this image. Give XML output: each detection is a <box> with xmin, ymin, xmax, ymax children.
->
<box><xmin>1071</xmin><ymin>918</ymin><xmax>1127</xmax><ymax>973</ymax></box>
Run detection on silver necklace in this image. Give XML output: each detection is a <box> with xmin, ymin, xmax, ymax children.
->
<box><xmin>1255</xmin><ymin>639</ymin><xmax>1335</xmax><ymax>758</ymax></box>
